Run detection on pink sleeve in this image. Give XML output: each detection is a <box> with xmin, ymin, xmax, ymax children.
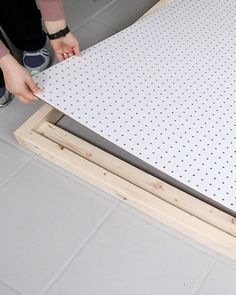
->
<box><xmin>0</xmin><ymin>41</ymin><xmax>10</xmax><ymax>60</ymax></box>
<box><xmin>37</xmin><ymin>0</ymin><xmax>65</xmax><ymax>21</ymax></box>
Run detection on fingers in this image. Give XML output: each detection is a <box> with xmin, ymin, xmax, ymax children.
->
<box><xmin>54</xmin><ymin>43</ymin><xmax>82</xmax><ymax>61</ymax></box>
<box><xmin>17</xmin><ymin>78</ymin><xmax>42</xmax><ymax>103</ymax></box>
<box><xmin>62</xmin><ymin>52</ymin><xmax>70</xmax><ymax>60</ymax></box>
<box><xmin>57</xmin><ymin>51</ymin><xmax>71</xmax><ymax>61</ymax></box>
<box><xmin>62</xmin><ymin>47</ymin><xmax>73</xmax><ymax>60</ymax></box>
<box><xmin>18</xmin><ymin>96</ymin><xmax>31</xmax><ymax>104</ymax></box>
<box><xmin>19</xmin><ymin>91</ymin><xmax>37</xmax><ymax>102</ymax></box>
<box><xmin>62</xmin><ymin>46</ymin><xmax>81</xmax><ymax>60</ymax></box>
<box><xmin>26</xmin><ymin>78</ymin><xmax>42</xmax><ymax>95</ymax></box>
<box><xmin>57</xmin><ymin>52</ymin><xmax>64</xmax><ymax>62</ymax></box>
<box><xmin>73</xmin><ymin>44</ymin><xmax>82</xmax><ymax>56</ymax></box>
<box><xmin>16</xmin><ymin>84</ymin><xmax>38</xmax><ymax>103</ymax></box>
<box><xmin>51</xmin><ymin>33</ymin><xmax>82</xmax><ymax>62</ymax></box>
<box><xmin>3</xmin><ymin>61</ymin><xmax>41</xmax><ymax>104</ymax></box>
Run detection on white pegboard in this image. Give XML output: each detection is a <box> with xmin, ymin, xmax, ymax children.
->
<box><xmin>34</xmin><ymin>0</ymin><xmax>236</xmax><ymax>212</ymax></box>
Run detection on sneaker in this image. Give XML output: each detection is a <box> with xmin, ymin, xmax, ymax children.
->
<box><xmin>23</xmin><ymin>47</ymin><xmax>51</xmax><ymax>75</ymax></box>
<box><xmin>0</xmin><ymin>87</ymin><xmax>13</xmax><ymax>108</ymax></box>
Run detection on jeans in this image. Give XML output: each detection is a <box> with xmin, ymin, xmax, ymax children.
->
<box><xmin>0</xmin><ymin>0</ymin><xmax>46</xmax><ymax>87</ymax></box>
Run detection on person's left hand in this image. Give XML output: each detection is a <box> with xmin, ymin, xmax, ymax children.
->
<box><xmin>50</xmin><ymin>32</ymin><xmax>82</xmax><ymax>62</ymax></box>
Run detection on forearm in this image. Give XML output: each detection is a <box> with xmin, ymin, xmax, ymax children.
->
<box><xmin>37</xmin><ymin>0</ymin><xmax>65</xmax><ymax>22</ymax></box>
<box><xmin>44</xmin><ymin>19</ymin><xmax>67</xmax><ymax>34</ymax></box>
<box><xmin>0</xmin><ymin>53</ymin><xmax>19</xmax><ymax>72</ymax></box>
<box><xmin>0</xmin><ymin>41</ymin><xmax>10</xmax><ymax>61</ymax></box>
<box><xmin>37</xmin><ymin>0</ymin><xmax>67</xmax><ymax>34</ymax></box>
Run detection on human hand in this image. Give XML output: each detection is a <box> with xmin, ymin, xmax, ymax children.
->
<box><xmin>45</xmin><ymin>19</ymin><xmax>81</xmax><ymax>61</ymax></box>
<box><xmin>50</xmin><ymin>32</ymin><xmax>81</xmax><ymax>61</ymax></box>
<box><xmin>0</xmin><ymin>54</ymin><xmax>42</xmax><ymax>103</ymax></box>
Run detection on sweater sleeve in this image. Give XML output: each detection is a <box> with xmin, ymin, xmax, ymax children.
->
<box><xmin>37</xmin><ymin>0</ymin><xmax>65</xmax><ymax>21</ymax></box>
<box><xmin>0</xmin><ymin>40</ymin><xmax>10</xmax><ymax>60</ymax></box>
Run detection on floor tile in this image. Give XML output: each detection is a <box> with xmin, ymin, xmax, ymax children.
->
<box><xmin>0</xmin><ymin>161</ymin><xmax>118</xmax><ymax>295</ymax></box>
<box><xmin>0</xmin><ymin>139</ymin><xmax>29</xmax><ymax>187</ymax></box>
<box><xmin>64</xmin><ymin>6</ymin><xmax>82</xmax><ymax>32</ymax></box>
<box><xmin>0</xmin><ymin>98</ymin><xmax>44</xmax><ymax>146</ymax></box>
<box><xmin>0</xmin><ymin>282</ymin><xmax>19</xmax><ymax>295</ymax></box>
<box><xmin>74</xmin><ymin>20</ymin><xmax>117</xmax><ymax>51</ymax></box>
<box><xmin>197</xmin><ymin>262</ymin><xmax>236</xmax><ymax>295</ymax></box>
<box><xmin>45</xmin><ymin>206</ymin><xmax>214</xmax><ymax>295</ymax></box>
<box><xmin>64</xmin><ymin>0</ymin><xmax>115</xmax><ymax>27</ymax></box>
<box><xmin>214</xmin><ymin>253</ymin><xmax>236</xmax><ymax>269</ymax></box>
<box><xmin>95</xmin><ymin>0</ymin><xmax>159</xmax><ymax>31</ymax></box>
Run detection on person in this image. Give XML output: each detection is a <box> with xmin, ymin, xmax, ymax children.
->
<box><xmin>0</xmin><ymin>0</ymin><xmax>81</xmax><ymax>107</ymax></box>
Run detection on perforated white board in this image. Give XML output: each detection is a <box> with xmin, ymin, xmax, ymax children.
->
<box><xmin>34</xmin><ymin>0</ymin><xmax>236</xmax><ymax>211</ymax></box>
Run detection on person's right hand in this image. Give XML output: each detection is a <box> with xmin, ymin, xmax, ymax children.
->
<box><xmin>0</xmin><ymin>54</ymin><xmax>42</xmax><ymax>103</ymax></box>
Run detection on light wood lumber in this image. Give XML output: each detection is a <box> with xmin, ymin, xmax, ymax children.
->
<box><xmin>140</xmin><ymin>0</ymin><xmax>172</xmax><ymax>19</ymax></box>
<box><xmin>16</xmin><ymin>130</ymin><xmax>236</xmax><ymax>261</ymax></box>
<box><xmin>14</xmin><ymin>104</ymin><xmax>63</xmax><ymax>145</ymax></box>
<box><xmin>36</xmin><ymin>121</ymin><xmax>236</xmax><ymax>237</ymax></box>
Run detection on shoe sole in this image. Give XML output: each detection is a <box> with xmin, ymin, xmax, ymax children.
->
<box><xmin>0</xmin><ymin>94</ymin><xmax>14</xmax><ymax>108</ymax></box>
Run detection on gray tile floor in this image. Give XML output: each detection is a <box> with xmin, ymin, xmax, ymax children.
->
<box><xmin>0</xmin><ymin>0</ymin><xmax>236</xmax><ymax>294</ymax></box>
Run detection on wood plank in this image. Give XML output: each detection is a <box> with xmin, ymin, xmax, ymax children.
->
<box><xmin>17</xmin><ymin>129</ymin><xmax>236</xmax><ymax>261</ymax></box>
<box><xmin>140</xmin><ymin>0</ymin><xmax>172</xmax><ymax>19</ymax></box>
<box><xmin>36</xmin><ymin>121</ymin><xmax>236</xmax><ymax>237</ymax></box>
<box><xmin>14</xmin><ymin>104</ymin><xmax>63</xmax><ymax>145</ymax></box>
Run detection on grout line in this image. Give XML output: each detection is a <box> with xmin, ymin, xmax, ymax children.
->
<box><xmin>0</xmin><ymin>278</ymin><xmax>24</xmax><ymax>295</ymax></box>
<box><xmin>64</xmin><ymin>0</ymin><xmax>118</xmax><ymax>32</ymax></box>
<box><xmin>190</xmin><ymin>260</ymin><xmax>216</xmax><ymax>295</ymax></box>
<box><xmin>0</xmin><ymin>159</ymin><xmax>31</xmax><ymax>191</ymax></box>
<box><xmin>83</xmin><ymin>0</ymin><xmax>118</xmax><ymax>20</ymax></box>
<box><xmin>93</xmin><ymin>18</ymin><xmax>120</xmax><ymax>32</ymax></box>
<box><xmin>118</xmin><ymin>202</ymin><xmax>218</xmax><ymax>259</ymax></box>
<box><xmin>29</xmin><ymin>147</ymin><xmax>229</xmax><ymax>267</ymax></box>
<box><xmin>30</xmin><ymin>153</ymin><xmax>120</xmax><ymax>204</ymax></box>
<box><xmin>213</xmin><ymin>253</ymin><xmax>236</xmax><ymax>269</ymax></box>
<box><xmin>41</xmin><ymin>203</ymin><xmax>120</xmax><ymax>295</ymax></box>
<box><xmin>0</xmin><ymin>134</ymin><xmax>36</xmax><ymax>159</ymax></box>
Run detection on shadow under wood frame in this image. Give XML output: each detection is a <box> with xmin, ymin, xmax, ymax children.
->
<box><xmin>14</xmin><ymin>0</ymin><xmax>236</xmax><ymax>261</ymax></box>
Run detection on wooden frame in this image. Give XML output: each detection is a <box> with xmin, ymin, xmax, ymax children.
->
<box><xmin>14</xmin><ymin>1</ymin><xmax>236</xmax><ymax>261</ymax></box>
